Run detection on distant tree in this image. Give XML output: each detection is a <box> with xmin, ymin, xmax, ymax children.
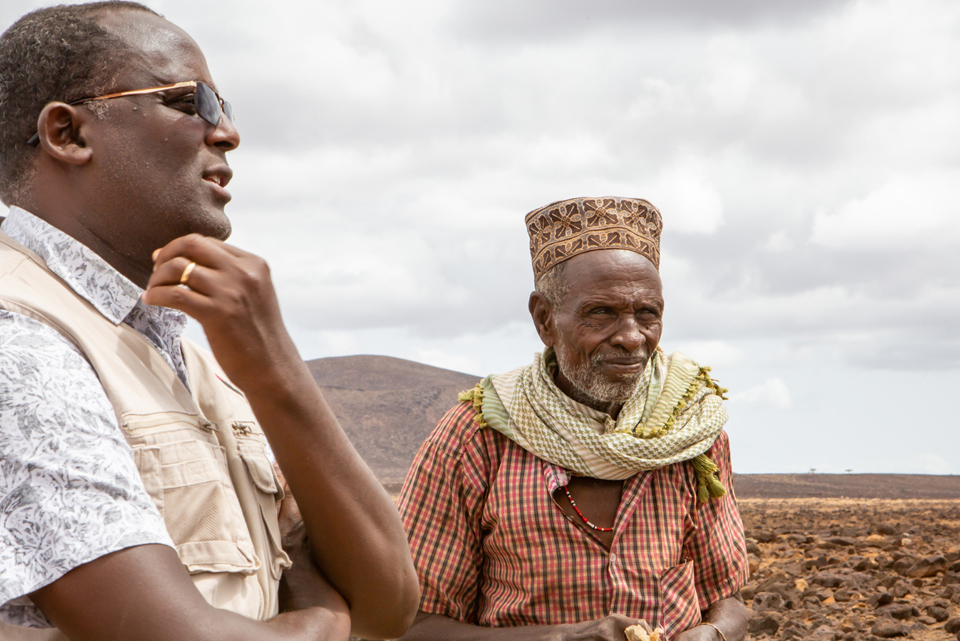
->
<box><xmin>845</xmin><ymin>469</ymin><xmax>853</xmax><ymax>473</ymax></box>
<box><xmin>808</xmin><ymin>468</ymin><xmax>817</xmax><ymax>474</ymax></box>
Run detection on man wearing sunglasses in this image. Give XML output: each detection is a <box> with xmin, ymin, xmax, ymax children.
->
<box><xmin>0</xmin><ymin>3</ymin><xmax>418</xmax><ymax>641</ymax></box>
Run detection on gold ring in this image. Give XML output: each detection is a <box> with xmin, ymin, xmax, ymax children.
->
<box><xmin>180</xmin><ymin>261</ymin><xmax>197</xmax><ymax>285</ymax></box>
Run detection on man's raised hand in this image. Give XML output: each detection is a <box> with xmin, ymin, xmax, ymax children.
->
<box><xmin>143</xmin><ymin>233</ymin><xmax>298</xmax><ymax>396</ymax></box>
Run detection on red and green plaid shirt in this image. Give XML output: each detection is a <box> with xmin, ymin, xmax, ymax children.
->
<box><xmin>398</xmin><ymin>401</ymin><xmax>748</xmax><ymax>636</ymax></box>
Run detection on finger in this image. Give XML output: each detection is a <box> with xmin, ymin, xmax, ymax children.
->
<box><xmin>273</xmin><ymin>463</ymin><xmax>289</xmax><ymax>493</ymax></box>
<box><xmin>151</xmin><ymin>234</ymin><xmax>235</xmax><ymax>273</ymax></box>
<box><xmin>140</xmin><ymin>281</ymin><xmax>222</xmax><ymax>318</ymax></box>
<box><xmin>278</xmin><ymin>493</ymin><xmax>302</xmax><ymax>529</ymax></box>
<box><xmin>147</xmin><ymin>256</ymin><xmax>195</xmax><ymax>288</ymax></box>
<box><xmin>146</xmin><ymin>257</ymin><xmax>216</xmax><ymax>296</ymax></box>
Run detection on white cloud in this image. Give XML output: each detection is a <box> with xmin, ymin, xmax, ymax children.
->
<box><xmin>670</xmin><ymin>341</ymin><xmax>744</xmax><ymax>368</ymax></box>
<box><xmin>416</xmin><ymin>349</ymin><xmax>480</xmax><ymax>375</ymax></box>
<box><xmin>729</xmin><ymin>378</ymin><xmax>793</xmax><ymax>409</ymax></box>
<box><xmin>761</xmin><ymin>231</ymin><xmax>793</xmax><ymax>253</ymax></box>
<box><xmin>645</xmin><ymin>158</ymin><xmax>725</xmax><ymax>234</ymax></box>
<box><xmin>811</xmin><ymin>172</ymin><xmax>960</xmax><ymax>250</ymax></box>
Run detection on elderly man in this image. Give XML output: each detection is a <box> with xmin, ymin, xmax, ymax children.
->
<box><xmin>0</xmin><ymin>3</ymin><xmax>418</xmax><ymax>640</ymax></box>
<box><xmin>398</xmin><ymin>197</ymin><xmax>749</xmax><ymax>641</ymax></box>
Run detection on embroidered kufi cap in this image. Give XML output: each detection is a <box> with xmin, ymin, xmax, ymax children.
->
<box><xmin>525</xmin><ymin>196</ymin><xmax>663</xmax><ymax>280</ymax></box>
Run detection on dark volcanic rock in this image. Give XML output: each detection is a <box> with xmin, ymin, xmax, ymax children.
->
<box><xmin>871</xmin><ymin>619</ymin><xmax>907</xmax><ymax>638</ymax></box>
<box><xmin>892</xmin><ymin>556</ymin><xmax>917</xmax><ymax>576</ymax></box>
<box><xmin>749</xmin><ymin>530</ymin><xmax>777</xmax><ymax>543</ymax></box>
<box><xmin>753</xmin><ymin>592</ymin><xmax>783</xmax><ymax>612</ymax></box>
<box><xmin>874</xmin><ymin>603</ymin><xmax>917</xmax><ymax>620</ymax></box>
<box><xmin>812</xmin><ymin>572</ymin><xmax>846</xmax><ymax>589</ymax></box>
<box><xmin>907</xmin><ymin>555</ymin><xmax>948</xmax><ymax>578</ymax></box>
<box><xmin>926</xmin><ymin>604</ymin><xmax>949</xmax><ymax>621</ymax></box>
<box><xmin>947</xmin><ymin>617</ymin><xmax>960</xmax><ymax>634</ymax></box>
<box><xmin>748</xmin><ymin>612</ymin><xmax>781</xmax><ymax>635</ymax></box>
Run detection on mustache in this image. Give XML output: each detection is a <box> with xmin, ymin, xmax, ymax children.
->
<box><xmin>591</xmin><ymin>347</ymin><xmax>650</xmax><ymax>366</ymax></box>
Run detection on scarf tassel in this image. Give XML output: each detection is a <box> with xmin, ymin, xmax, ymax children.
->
<box><xmin>692</xmin><ymin>453</ymin><xmax>727</xmax><ymax>504</ymax></box>
<box><xmin>657</xmin><ymin>367</ymin><xmax>726</xmax><ymax>437</ymax></box>
<box><xmin>459</xmin><ymin>384</ymin><xmax>488</xmax><ymax>428</ymax></box>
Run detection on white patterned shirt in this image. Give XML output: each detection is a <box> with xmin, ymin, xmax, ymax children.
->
<box><xmin>0</xmin><ymin>207</ymin><xmax>177</xmax><ymax>628</ymax></box>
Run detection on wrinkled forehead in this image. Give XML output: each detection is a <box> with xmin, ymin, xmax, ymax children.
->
<box><xmin>95</xmin><ymin>9</ymin><xmax>213</xmax><ymax>85</ymax></box>
<box><xmin>563</xmin><ymin>249</ymin><xmax>664</xmax><ymax>296</ymax></box>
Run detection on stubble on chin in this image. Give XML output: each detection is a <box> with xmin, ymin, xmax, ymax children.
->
<box><xmin>554</xmin><ymin>342</ymin><xmax>646</xmax><ymax>405</ymax></box>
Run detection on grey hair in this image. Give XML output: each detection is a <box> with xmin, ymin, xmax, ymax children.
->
<box><xmin>535</xmin><ymin>261</ymin><xmax>568</xmax><ymax>309</ymax></box>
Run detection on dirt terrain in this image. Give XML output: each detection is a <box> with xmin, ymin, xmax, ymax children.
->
<box><xmin>740</xmin><ymin>499</ymin><xmax>960</xmax><ymax>640</ymax></box>
<box><xmin>735</xmin><ymin>476</ymin><xmax>960</xmax><ymax>500</ymax></box>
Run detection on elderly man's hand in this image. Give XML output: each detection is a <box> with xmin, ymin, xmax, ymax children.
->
<box><xmin>142</xmin><ymin>233</ymin><xmax>298</xmax><ymax>395</ymax></box>
<box><xmin>559</xmin><ymin>614</ymin><xmax>638</xmax><ymax>641</ymax></box>
<box><xmin>673</xmin><ymin>624</ymin><xmax>720</xmax><ymax>641</ymax></box>
<box><xmin>276</xmin><ymin>474</ymin><xmax>349</xmax><ymax>616</ymax></box>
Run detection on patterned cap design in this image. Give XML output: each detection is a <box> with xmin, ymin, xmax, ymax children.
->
<box><xmin>525</xmin><ymin>197</ymin><xmax>663</xmax><ymax>280</ymax></box>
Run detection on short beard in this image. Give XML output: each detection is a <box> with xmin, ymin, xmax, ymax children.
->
<box><xmin>554</xmin><ymin>342</ymin><xmax>646</xmax><ymax>406</ymax></box>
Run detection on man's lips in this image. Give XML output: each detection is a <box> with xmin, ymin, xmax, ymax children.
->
<box><xmin>596</xmin><ymin>355</ymin><xmax>648</xmax><ymax>373</ymax></box>
<box><xmin>203</xmin><ymin>166</ymin><xmax>233</xmax><ymax>200</ymax></box>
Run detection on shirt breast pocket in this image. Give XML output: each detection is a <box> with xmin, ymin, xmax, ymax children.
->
<box><xmin>125</xmin><ymin>412</ymin><xmax>259</xmax><ymax>574</ymax></box>
<box><xmin>659</xmin><ymin>560</ymin><xmax>702</xmax><ymax>633</ymax></box>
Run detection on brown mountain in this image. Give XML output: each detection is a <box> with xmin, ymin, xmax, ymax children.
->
<box><xmin>307</xmin><ymin>355</ymin><xmax>960</xmax><ymax>499</ymax></box>
<box><xmin>307</xmin><ymin>354</ymin><xmax>480</xmax><ymax>489</ymax></box>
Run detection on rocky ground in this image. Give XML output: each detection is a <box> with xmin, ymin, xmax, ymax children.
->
<box><xmin>740</xmin><ymin>498</ymin><xmax>960</xmax><ymax>640</ymax></box>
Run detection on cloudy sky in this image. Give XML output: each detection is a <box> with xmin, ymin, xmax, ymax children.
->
<box><xmin>3</xmin><ymin>0</ymin><xmax>959</xmax><ymax>475</ymax></box>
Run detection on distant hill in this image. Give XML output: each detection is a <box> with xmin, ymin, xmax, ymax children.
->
<box><xmin>307</xmin><ymin>355</ymin><xmax>480</xmax><ymax>488</ymax></box>
<box><xmin>307</xmin><ymin>355</ymin><xmax>960</xmax><ymax>499</ymax></box>
<box><xmin>732</xmin><ymin>473</ymin><xmax>960</xmax><ymax>500</ymax></box>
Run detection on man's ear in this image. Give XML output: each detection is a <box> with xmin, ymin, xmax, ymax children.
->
<box><xmin>528</xmin><ymin>291</ymin><xmax>556</xmax><ymax>348</ymax></box>
<box><xmin>36</xmin><ymin>103</ymin><xmax>94</xmax><ymax>166</ymax></box>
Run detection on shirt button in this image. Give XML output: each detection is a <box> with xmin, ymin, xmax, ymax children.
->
<box><xmin>609</xmin><ymin>553</ymin><xmax>617</xmax><ymax>565</ymax></box>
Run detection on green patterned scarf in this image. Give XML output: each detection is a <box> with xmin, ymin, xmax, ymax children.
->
<box><xmin>460</xmin><ymin>348</ymin><xmax>729</xmax><ymax>503</ymax></box>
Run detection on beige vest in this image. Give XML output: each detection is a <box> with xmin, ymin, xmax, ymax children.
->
<box><xmin>0</xmin><ymin>233</ymin><xmax>291</xmax><ymax>640</ymax></box>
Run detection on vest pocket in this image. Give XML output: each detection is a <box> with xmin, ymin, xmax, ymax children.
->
<box><xmin>236</xmin><ymin>437</ymin><xmax>292</xmax><ymax>580</ymax></box>
<box><xmin>658</xmin><ymin>560</ymin><xmax>702</xmax><ymax>633</ymax></box>
<box><xmin>132</xmin><ymin>435</ymin><xmax>259</xmax><ymax>575</ymax></box>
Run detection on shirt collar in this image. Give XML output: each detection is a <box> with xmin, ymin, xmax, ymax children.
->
<box><xmin>1</xmin><ymin>206</ymin><xmax>172</xmax><ymax>327</ymax></box>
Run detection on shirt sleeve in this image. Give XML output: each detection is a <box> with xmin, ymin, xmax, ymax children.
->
<box><xmin>683</xmin><ymin>430</ymin><xmax>749</xmax><ymax>610</ymax></box>
<box><xmin>0</xmin><ymin>311</ymin><xmax>174</xmax><ymax>628</ymax></box>
<box><xmin>397</xmin><ymin>402</ymin><xmax>491</xmax><ymax>623</ymax></box>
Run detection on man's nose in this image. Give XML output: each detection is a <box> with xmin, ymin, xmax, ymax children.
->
<box><xmin>610</xmin><ymin>316</ymin><xmax>645</xmax><ymax>352</ymax></box>
<box><xmin>207</xmin><ymin>111</ymin><xmax>240</xmax><ymax>151</ymax></box>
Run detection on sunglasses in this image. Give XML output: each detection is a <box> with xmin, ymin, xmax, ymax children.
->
<box><xmin>27</xmin><ymin>80</ymin><xmax>233</xmax><ymax>146</ymax></box>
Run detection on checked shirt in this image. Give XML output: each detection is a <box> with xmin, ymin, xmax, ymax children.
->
<box><xmin>398</xmin><ymin>401</ymin><xmax>749</xmax><ymax>635</ymax></box>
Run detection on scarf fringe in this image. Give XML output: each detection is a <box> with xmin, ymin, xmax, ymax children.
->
<box><xmin>660</xmin><ymin>366</ymin><xmax>728</xmax><ymax>503</ymax></box>
<box><xmin>459</xmin><ymin>384</ymin><xmax>488</xmax><ymax>428</ymax></box>
<box><xmin>644</xmin><ymin>367</ymin><xmax>729</xmax><ymax>438</ymax></box>
<box><xmin>700</xmin><ymin>366</ymin><xmax>730</xmax><ymax>401</ymax></box>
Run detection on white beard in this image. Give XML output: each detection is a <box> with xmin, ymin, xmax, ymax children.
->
<box><xmin>554</xmin><ymin>341</ymin><xmax>646</xmax><ymax>405</ymax></box>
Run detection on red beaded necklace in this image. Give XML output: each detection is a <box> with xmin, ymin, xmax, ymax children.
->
<box><xmin>561</xmin><ymin>485</ymin><xmax>614</xmax><ymax>532</ymax></box>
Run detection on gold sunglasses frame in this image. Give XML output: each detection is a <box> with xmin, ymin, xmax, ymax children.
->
<box><xmin>27</xmin><ymin>81</ymin><xmax>232</xmax><ymax>146</ymax></box>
